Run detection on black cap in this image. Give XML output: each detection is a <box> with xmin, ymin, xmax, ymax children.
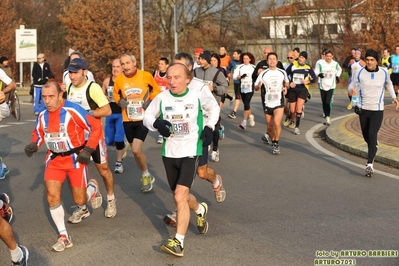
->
<box><xmin>0</xmin><ymin>56</ymin><xmax>8</xmax><ymax>64</ymax></box>
<box><xmin>365</xmin><ymin>49</ymin><xmax>379</xmax><ymax>61</ymax></box>
<box><xmin>199</xmin><ymin>50</ymin><xmax>211</xmax><ymax>64</ymax></box>
<box><xmin>299</xmin><ymin>51</ymin><xmax>308</xmax><ymax>59</ymax></box>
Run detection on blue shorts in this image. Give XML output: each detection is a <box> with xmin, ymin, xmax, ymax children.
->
<box><xmin>104</xmin><ymin>113</ymin><xmax>125</xmax><ymax>146</ymax></box>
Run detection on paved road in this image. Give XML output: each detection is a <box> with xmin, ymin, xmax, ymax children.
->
<box><xmin>1</xmin><ymin>94</ymin><xmax>399</xmax><ymax>266</ymax></box>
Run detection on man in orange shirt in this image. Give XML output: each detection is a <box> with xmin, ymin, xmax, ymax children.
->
<box><xmin>219</xmin><ymin>46</ymin><xmax>231</xmax><ymax>70</ymax></box>
<box><xmin>113</xmin><ymin>53</ymin><xmax>161</xmax><ymax>192</ymax></box>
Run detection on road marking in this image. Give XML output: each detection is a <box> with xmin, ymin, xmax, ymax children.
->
<box><xmin>0</xmin><ymin>125</ymin><xmax>10</xmax><ymax>128</ymax></box>
<box><xmin>306</xmin><ymin>114</ymin><xmax>399</xmax><ymax>179</ymax></box>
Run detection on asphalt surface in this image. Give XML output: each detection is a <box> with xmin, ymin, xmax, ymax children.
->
<box><xmin>1</xmin><ymin>92</ymin><xmax>399</xmax><ymax>266</ymax></box>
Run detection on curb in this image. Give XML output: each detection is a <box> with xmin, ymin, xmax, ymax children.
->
<box><xmin>325</xmin><ymin>115</ymin><xmax>399</xmax><ymax>168</ymax></box>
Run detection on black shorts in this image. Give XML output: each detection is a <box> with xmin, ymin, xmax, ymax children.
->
<box><xmin>390</xmin><ymin>73</ymin><xmax>399</xmax><ymax>86</ymax></box>
<box><xmin>123</xmin><ymin>121</ymin><xmax>149</xmax><ymax>143</ymax></box>
<box><xmin>263</xmin><ymin>105</ymin><xmax>284</xmax><ymax>116</ymax></box>
<box><xmin>288</xmin><ymin>89</ymin><xmax>308</xmax><ymax>102</ymax></box>
<box><xmin>233</xmin><ymin>82</ymin><xmax>241</xmax><ymax>98</ymax></box>
<box><xmin>162</xmin><ymin>156</ymin><xmax>199</xmax><ymax>191</ymax></box>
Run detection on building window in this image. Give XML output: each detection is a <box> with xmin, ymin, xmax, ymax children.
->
<box><xmin>312</xmin><ymin>24</ymin><xmax>324</xmax><ymax>37</ymax></box>
<box><xmin>292</xmin><ymin>25</ymin><xmax>298</xmax><ymax>37</ymax></box>
<box><xmin>327</xmin><ymin>24</ymin><xmax>337</xmax><ymax>34</ymax></box>
<box><xmin>285</xmin><ymin>25</ymin><xmax>290</xmax><ymax>37</ymax></box>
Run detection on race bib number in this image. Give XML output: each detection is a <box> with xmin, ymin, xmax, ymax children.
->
<box><xmin>107</xmin><ymin>86</ymin><xmax>114</xmax><ymax>102</ymax></box>
<box><xmin>44</xmin><ymin>133</ymin><xmax>69</xmax><ymax>153</ymax></box>
<box><xmin>393</xmin><ymin>64</ymin><xmax>399</xmax><ymax>73</ymax></box>
<box><xmin>127</xmin><ymin>101</ymin><xmax>144</xmax><ymax>120</ymax></box>
<box><xmin>241</xmin><ymin>78</ymin><xmax>252</xmax><ymax>93</ymax></box>
<box><xmin>293</xmin><ymin>73</ymin><xmax>305</xmax><ymax>84</ymax></box>
<box><xmin>325</xmin><ymin>70</ymin><xmax>333</xmax><ymax>79</ymax></box>
<box><xmin>170</xmin><ymin>119</ymin><xmax>190</xmax><ymax>137</ymax></box>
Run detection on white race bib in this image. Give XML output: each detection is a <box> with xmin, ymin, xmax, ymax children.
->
<box><xmin>44</xmin><ymin>133</ymin><xmax>69</xmax><ymax>153</ymax></box>
<box><xmin>241</xmin><ymin>78</ymin><xmax>252</xmax><ymax>93</ymax></box>
<box><xmin>127</xmin><ymin>101</ymin><xmax>144</xmax><ymax>120</ymax></box>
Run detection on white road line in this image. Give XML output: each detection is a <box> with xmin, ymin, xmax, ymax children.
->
<box><xmin>0</xmin><ymin>125</ymin><xmax>10</xmax><ymax>128</ymax></box>
<box><xmin>306</xmin><ymin>114</ymin><xmax>399</xmax><ymax>179</ymax></box>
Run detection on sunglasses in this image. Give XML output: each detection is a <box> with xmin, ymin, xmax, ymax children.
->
<box><xmin>287</xmin><ymin>57</ymin><xmax>294</xmax><ymax>59</ymax></box>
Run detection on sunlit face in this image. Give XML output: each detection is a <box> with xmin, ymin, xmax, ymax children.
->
<box><xmin>287</xmin><ymin>51</ymin><xmax>295</xmax><ymax>63</ymax></box>
<box><xmin>354</xmin><ymin>52</ymin><xmax>361</xmax><ymax>60</ymax></box>
<box><xmin>199</xmin><ymin>57</ymin><xmax>209</xmax><ymax>68</ymax></box>
<box><xmin>395</xmin><ymin>46</ymin><xmax>399</xmax><ymax>55</ymax></box>
<box><xmin>383</xmin><ymin>49</ymin><xmax>390</xmax><ymax>58</ymax></box>
<box><xmin>158</xmin><ymin>60</ymin><xmax>169</xmax><ymax>72</ymax></box>
<box><xmin>298</xmin><ymin>55</ymin><xmax>307</xmax><ymax>64</ymax></box>
<box><xmin>351</xmin><ymin>49</ymin><xmax>356</xmax><ymax>57</ymax></box>
<box><xmin>219</xmin><ymin>47</ymin><xmax>227</xmax><ymax>56</ymax></box>
<box><xmin>365</xmin><ymin>57</ymin><xmax>377</xmax><ymax>71</ymax></box>
<box><xmin>37</xmin><ymin>56</ymin><xmax>45</xmax><ymax>63</ymax></box>
<box><xmin>263</xmin><ymin>48</ymin><xmax>272</xmax><ymax>59</ymax></box>
<box><xmin>167</xmin><ymin>64</ymin><xmax>190</xmax><ymax>95</ymax></box>
<box><xmin>210</xmin><ymin>57</ymin><xmax>218</xmax><ymax>68</ymax></box>
<box><xmin>233</xmin><ymin>51</ymin><xmax>240</xmax><ymax>60</ymax></box>
<box><xmin>293</xmin><ymin>50</ymin><xmax>300</xmax><ymax>59</ymax></box>
<box><xmin>42</xmin><ymin>85</ymin><xmax>63</xmax><ymax>112</ymax></box>
<box><xmin>120</xmin><ymin>55</ymin><xmax>137</xmax><ymax>76</ymax></box>
<box><xmin>243</xmin><ymin>55</ymin><xmax>251</xmax><ymax>65</ymax></box>
<box><xmin>112</xmin><ymin>59</ymin><xmax>122</xmax><ymax>77</ymax></box>
<box><xmin>194</xmin><ymin>53</ymin><xmax>201</xmax><ymax>64</ymax></box>
<box><xmin>324</xmin><ymin>53</ymin><xmax>333</xmax><ymax>63</ymax></box>
<box><xmin>69</xmin><ymin>69</ymin><xmax>87</xmax><ymax>87</ymax></box>
<box><xmin>267</xmin><ymin>54</ymin><xmax>277</xmax><ymax>68</ymax></box>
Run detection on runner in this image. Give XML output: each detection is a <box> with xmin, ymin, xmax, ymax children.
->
<box><xmin>24</xmin><ymin>81</ymin><xmax>104</xmax><ymax>251</ymax></box>
<box><xmin>102</xmin><ymin>59</ymin><xmax>128</xmax><ymax>174</ymax></box>
<box><xmin>254</xmin><ymin>52</ymin><xmax>289</xmax><ymax>154</ymax></box>
<box><xmin>285</xmin><ymin>51</ymin><xmax>317</xmax><ymax>135</ymax></box>
<box><xmin>113</xmin><ymin>53</ymin><xmax>161</xmax><ymax>193</ymax></box>
<box><xmin>152</xmin><ymin>57</ymin><xmax>170</xmax><ymax>144</ymax></box>
<box><xmin>143</xmin><ymin>63</ymin><xmax>220</xmax><ymax>257</ymax></box>
<box><xmin>66</xmin><ymin>58</ymin><xmax>117</xmax><ymax>219</ymax></box>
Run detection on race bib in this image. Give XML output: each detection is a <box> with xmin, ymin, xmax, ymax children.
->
<box><xmin>170</xmin><ymin>119</ymin><xmax>190</xmax><ymax>138</ymax></box>
<box><xmin>127</xmin><ymin>101</ymin><xmax>144</xmax><ymax>120</ymax></box>
<box><xmin>393</xmin><ymin>64</ymin><xmax>399</xmax><ymax>73</ymax></box>
<box><xmin>241</xmin><ymin>78</ymin><xmax>252</xmax><ymax>93</ymax></box>
<box><xmin>107</xmin><ymin>86</ymin><xmax>115</xmax><ymax>102</ymax></box>
<box><xmin>44</xmin><ymin>133</ymin><xmax>69</xmax><ymax>153</ymax></box>
<box><xmin>293</xmin><ymin>73</ymin><xmax>305</xmax><ymax>84</ymax></box>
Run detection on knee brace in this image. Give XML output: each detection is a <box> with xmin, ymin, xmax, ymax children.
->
<box><xmin>115</xmin><ymin>141</ymin><xmax>125</xmax><ymax>150</ymax></box>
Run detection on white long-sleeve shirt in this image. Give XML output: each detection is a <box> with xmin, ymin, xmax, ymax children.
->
<box><xmin>143</xmin><ymin>87</ymin><xmax>219</xmax><ymax>158</ymax></box>
<box><xmin>314</xmin><ymin>59</ymin><xmax>342</xmax><ymax>90</ymax></box>
<box><xmin>348</xmin><ymin>67</ymin><xmax>396</xmax><ymax>111</ymax></box>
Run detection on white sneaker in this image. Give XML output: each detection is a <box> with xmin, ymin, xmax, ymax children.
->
<box><xmin>261</xmin><ymin>133</ymin><xmax>271</xmax><ymax>145</ymax></box>
<box><xmin>325</xmin><ymin>116</ymin><xmax>331</xmax><ymax>126</ymax></box>
<box><xmin>294</xmin><ymin>127</ymin><xmax>300</xmax><ymax>135</ymax></box>
<box><xmin>210</xmin><ymin>150</ymin><xmax>219</xmax><ymax>162</ymax></box>
<box><xmin>88</xmin><ymin>179</ymin><xmax>103</xmax><ymax>209</ymax></box>
<box><xmin>114</xmin><ymin>162</ymin><xmax>124</xmax><ymax>174</ymax></box>
<box><xmin>157</xmin><ymin>135</ymin><xmax>163</xmax><ymax>144</ymax></box>
<box><xmin>248</xmin><ymin>114</ymin><xmax>255</xmax><ymax>126</ymax></box>
<box><xmin>239</xmin><ymin>120</ymin><xmax>247</xmax><ymax>130</ymax></box>
<box><xmin>105</xmin><ymin>198</ymin><xmax>117</xmax><ymax>218</ymax></box>
<box><xmin>365</xmin><ymin>163</ymin><xmax>374</xmax><ymax>177</ymax></box>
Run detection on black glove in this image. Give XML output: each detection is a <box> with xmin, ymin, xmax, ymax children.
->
<box><xmin>119</xmin><ymin>98</ymin><xmax>128</xmax><ymax>109</ymax></box>
<box><xmin>153</xmin><ymin>119</ymin><xmax>172</xmax><ymax>137</ymax></box>
<box><xmin>318</xmin><ymin>73</ymin><xmax>324</xmax><ymax>79</ymax></box>
<box><xmin>77</xmin><ymin>146</ymin><xmax>94</xmax><ymax>164</ymax></box>
<box><xmin>241</xmin><ymin>74</ymin><xmax>247</xmax><ymax>79</ymax></box>
<box><xmin>201</xmin><ymin>126</ymin><xmax>213</xmax><ymax>146</ymax></box>
<box><xmin>24</xmin><ymin>142</ymin><xmax>38</xmax><ymax>157</ymax></box>
<box><xmin>336</xmin><ymin>76</ymin><xmax>340</xmax><ymax>84</ymax></box>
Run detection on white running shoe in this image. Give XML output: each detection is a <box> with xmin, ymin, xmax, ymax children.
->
<box><xmin>294</xmin><ymin>127</ymin><xmax>300</xmax><ymax>135</ymax></box>
<box><xmin>105</xmin><ymin>198</ymin><xmax>117</xmax><ymax>218</ymax></box>
<box><xmin>210</xmin><ymin>150</ymin><xmax>219</xmax><ymax>162</ymax></box>
<box><xmin>157</xmin><ymin>135</ymin><xmax>163</xmax><ymax>144</ymax></box>
<box><xmin>114</xmin><ymin>162</ymin><xmax>124</xmax><ymax>174</ymax></box>
<box><xmin>239</xmin><ymin>120</ymin><xmax>247</xmax><ymax>130</ymax></box>
<box><xmin>248</xmin><ymin>114</ymin><xmax>255</xmax><ymax>126</ymax></box>
<box><xmin>88</xmin><ymin>179</ymin><xmax>103</xmax><ymax>209</ymax></box>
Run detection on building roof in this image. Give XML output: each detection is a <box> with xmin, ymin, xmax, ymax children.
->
<box><xmin>262</xmin><ymin>0</ymin><xmax>366</xmax><ymax>18</ymax></box>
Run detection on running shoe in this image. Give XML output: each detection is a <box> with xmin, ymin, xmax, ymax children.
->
<box><xmin>105</xmin><ymin>198</ymin><xmax>117</xmax><ymax>218</ymax></box>
<box><xmin>0</xmin><ymin>193</ymin><xmax>13</xmax><ymax>223</ymax></box>
<box><xmin>51</xmin><ymin>234</ymin><xmax>73</xmax><ymax>252</ymax></box>
<box><xmin>218</xmin><ymin>125</ymin><xmax>225</xmax><ymax>139</ymax></box>
<box><xmin>248</xmin><ymin>114</ymin><xmax>255</xmax><ymax>126</ymax></box>
<box><xmin>88</xmin><ymin>179</ymin><xmax>103</xmax><ymax>209</ymax></box>
<box><xmin>228</xmin><ymin>111</ymin><xmax>236</xmax><ymax>119</ymax></box>
<box><xmin>239</xmin><ymin>121</ymin><xmax>246</xmax><ymax>130</ymax></box>
<box><xmin>163</xmin><ymin>211</ymin><xmax>177</xmax><ymax>227</ymax></box>
<box><xmin>0</xmin><ymin>157</ymin><xmax>10</xmax><ymax>180</ymax></box>
<box><xmin>114</xmin><ymin>162</ymin><xmax>124</xmax><ymax>174</ymax></box>
<box><xmin>288</xmin><ymin>121</ymin><xmax>296</xmax><ymax>129</ymax></box>
<box><xmin>160</xmin><ymin>238</ymin><xmax>184</xmax><ymax>257</ymax></box>
<box><xmin>157</xmin><ymin>135</ymin><xmax>164</xmax><ymax>144</ymax></box>
<box><xmin>294</xmin><ymin>127</ymin><xmax>300</xmax><ymax>135</ymax></box>
<box><xmin>283</xmin><ymin>118</ymin><xmax>290</xmax><ymax>127</ymax></box>
<box><xmin>68</xmin><ymin>207</ymin><xmax>90</xmax><ymax>224</ymax></box>
<box><xmin>347</xmin><ymin>102</ymin><xmax>353</xmax><ymax>110</ymax></box>
<box><xmin>196</xmin><ymin>202</ymin><xmax>209</xmax><ymax>234</ymax></box>
<box><xmin>261</xmin><ymin>133</ymin><xmax>271</xmax><ymax>145</ymax></box>
<box><xmin>141</xmin><ymin>174</ymin><xmax>155</xmax><ymax>193</ymax></box>
<box><xmin>324</xmin><ymin>116</ymin><xmax>331</xmax><ymax>126</ymax></box>
<box><xmin>214</xmin><ymin>175</ymin><xmax>226</xmax><ymax>203</ymax></box>
<box><xmin>12</xmin><ymin>245</ymin><xmax>29</xmax><ymax>266</ymax></box>
<box><xmin>365</xmin><ymin>163</ymin><xmax>374</xmax><ymax>177</ymax></box>
<box><xmin>272</xmin><ymin>144</ymin><xmax>281</xmax><ymax>155</ymax></box>
<box><xmin>210</xmin><ymin>150</ymin><xmax>219</xmax><ymax>162</ymax></box>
